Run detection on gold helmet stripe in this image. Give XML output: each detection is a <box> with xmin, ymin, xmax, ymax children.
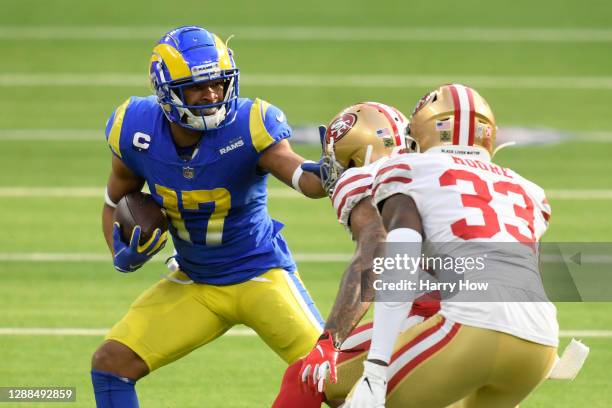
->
<box><xmin>448</xmin><ymin>84</ymin><xmax>476</xmax><ymax>147</ymax></box>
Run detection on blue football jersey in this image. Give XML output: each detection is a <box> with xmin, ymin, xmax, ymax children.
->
<box><xmin>105</xmin><ymin>96</ymin><xmax>296</xmax><ymax>284</ymax></box>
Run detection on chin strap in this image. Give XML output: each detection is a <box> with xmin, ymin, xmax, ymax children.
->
<box><xmin>492</xmin><ymin>141</ymin><xmax>517</xmax><ymax>158</ymax></box>
<box><xmin>363</xmin><ymin>145</ymin><xmax>374</xmax><ymax>166</ymax></box>
<box><xmin>170</xmin><ymin>76</ymin><xmax>235</xmax><ymax>131</ymax></box>
<box><xmin>183</xmin><ymin>105</ymin><xmax>226</xmax><ymax>130</ymax></box>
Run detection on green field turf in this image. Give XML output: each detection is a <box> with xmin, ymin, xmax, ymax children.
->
<box><xmin>1</xmin><ymin>0</ymin><xmax>612</xmax><ymax>407</ymax></box>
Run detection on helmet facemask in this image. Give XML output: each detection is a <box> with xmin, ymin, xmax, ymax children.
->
<box><xmin>320</xmin><ymin>137</ymin><xmax>346</xmax><ymax>196</ymax></box>
<box><xmin>149</xmin><ymin>26</ymin><xmax>240</xmax><ymax>131</ymax></box>
<box><xmin>167</xmin><ymin>74</ymin><xmax>238</xmax><ymax>131</ymax></box>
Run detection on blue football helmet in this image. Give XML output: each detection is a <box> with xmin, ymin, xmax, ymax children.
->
<box><xmin>149</xmin><ymin>26</ymin><xmax>240</xmax><ymax>131</ymax></box>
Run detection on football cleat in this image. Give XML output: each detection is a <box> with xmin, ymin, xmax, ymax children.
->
<box><xmin>149</xmin><ymin>25</ymin><xmax>240</xmax><ymax>131</ymax></box>
<box><xmin>320</xmin><ymin>102</ymin><xmax>410</xmax><ymax>194</ymax></box>
<box><xmin>409</xmin><ymin>84</ymin><xmax>496</xmax><ymax>157</ymax></box>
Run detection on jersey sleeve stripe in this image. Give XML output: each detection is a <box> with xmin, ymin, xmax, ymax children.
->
<box><xmin>249</xmin><ymin>98</ymin><xmax>275</xmax><ymax>153</ymax></box>
<box><xmin>331</xmin><ymin>173</ymin><xmax>371</xmax><ymax>202</ymax></box>
<box><xmin>379</xmin><ymin>176</ymin><xmax>413</xmax><ymax>185</ymax></box>
<box><xmin>107</xmin><ymin>97</ymin><xmax>131</xmax><ymax>158</ymax></box>
<box><xmin>336</xmin><ymin>185</ymin><xmax>370</xmax><ymax>219</ymax></box>
<box><xmin>377</xmin><ymin>163</ymin><xmax>412</xmax><ymax>177</ymax></box>
<box><xmin>541</xmin><ymin>198</ymin><xmax>551</xmax><ymax>221</ymax></box>
<box><xmin>371</xmin><ymin>176</ymin><xmax>412</xmax><ymax>199</ymax></box>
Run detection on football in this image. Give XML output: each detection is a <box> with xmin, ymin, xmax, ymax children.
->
<box><xmin>114</xmin><ymin>192</ymin><xmax>168</xmax><ymax>245</ymax></box>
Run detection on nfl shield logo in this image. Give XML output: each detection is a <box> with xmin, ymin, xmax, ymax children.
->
<box><xmin>183</xmin><ymin>166</ymin><xmax>195</xmax><ymax>179</ymax></box>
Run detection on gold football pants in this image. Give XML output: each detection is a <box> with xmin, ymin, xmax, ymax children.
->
<box><xmin>325</xmin><ymin>314</ymin><xmax>556</xmax><ymax>408</ymax></box>
<box><xmin>106</xmin><ymin>268</ymin><xmax>323</xmax><ymax>371</ymax></box>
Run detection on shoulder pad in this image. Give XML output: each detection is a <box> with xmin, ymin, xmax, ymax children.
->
<box><xmin>248</xmin><ymin>98</ymin><xmax>291</xmax><ymax>153</ymax></box>
<box><xmin>372</xmin><ymin>155</ymin><xmax>415</xmax><ymax>205</ymax></box>
<box><xmin>105</xmin><ymin>97</ymin><xmax>132</xmax><ymax>158</ymax></box>
<box><xmin>332</xmin><ymin>166</ymin><xmax>376</xmax><ymax>228</ymax></box>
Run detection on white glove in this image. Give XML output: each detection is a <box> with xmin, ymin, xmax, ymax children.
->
<box><xmin>344</xmin><ymin>361</ymin><xmax>388</xmax><ymax>408</ymax></box>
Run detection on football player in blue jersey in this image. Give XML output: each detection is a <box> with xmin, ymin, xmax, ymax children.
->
<box><xmin>90</xmin><ymin>25</ymin><xmax>326</xmax><ymax>408</ymax></box>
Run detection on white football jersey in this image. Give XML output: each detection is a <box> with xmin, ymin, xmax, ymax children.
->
<box><xmin>331</xmin><ymin>158</ymin><xmax>389</xmax><ymax>229</ymax></box>
<box><xmin>372</xmin><ymin>151</ymin><xmax>558</xmax><ymax>347</ymax></box>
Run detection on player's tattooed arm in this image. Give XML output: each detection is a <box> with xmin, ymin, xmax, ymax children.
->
<box><xmin>324</xmin><ymin>198</ymin><xmax>387</xmax><ymax>346</ymax></box>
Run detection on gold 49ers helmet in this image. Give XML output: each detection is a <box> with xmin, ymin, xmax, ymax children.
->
<box><xmin>409</xmin><ymin>84</ymin><xmax>496</xmax><ymax>157</ymax></box>
<box><xmin>320</xmin><ymin>102</ymin><xmax>410</xmax><ymax>194</ymax></box>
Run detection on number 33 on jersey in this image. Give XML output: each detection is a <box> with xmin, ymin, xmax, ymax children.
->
<box><xmin>372</xmin><ymin>153</ymin><xmax>552</xmax><ymax>244</ymax></box>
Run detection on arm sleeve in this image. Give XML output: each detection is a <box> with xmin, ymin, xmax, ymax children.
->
<box><xmin>367</xmin><ymin>228</ymin><xmax>422</xmax><ymax>363</ymax></box>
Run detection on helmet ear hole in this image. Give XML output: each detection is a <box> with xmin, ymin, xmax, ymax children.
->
<box><xmin>348</xmin><ymin>159</ymin><xmax>356</xmax><ymax>168</ymax></box>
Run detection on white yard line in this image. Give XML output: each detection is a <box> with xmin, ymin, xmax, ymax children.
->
<box><xmin>1</xmin><ymin>252</ymin><xmax>611</xmax><ymax>264</ymax></box>
<box><xmin>0</xmin><ymin>326</ymin><xmax>608</xmax><ymax>338</ymax></box>
<box><xmin>0</xmin><ymin>129</ymin><xmax>103</xmax><ymax>140</ymax></box>
<box><xmin>0</xmin><ymin>253</ymin><xmax>110</xmax><ymax>262</ymax></box>
<box><xmin>2</xmin><ymin>73</ymin><xmax>612</xmax><ymax>90</ymax></box>
<box><xmin>556</xmin><ymin>330</ymin><xmax>612</xmax><ymax>338</ymax></box>
<box><xmin>2</xmin><ymin>26</ymin><xmax>612</xmax><ymax>43</ymax></box>
<box><xmin>0</xmin><ymin>187</ymin><xmax>105</xmax><ymax>197</ymax></box>
<box><xmin>574</xmin><ymin>131</ymin><xmax>612</xmax><ymax>142</ymax></box>
<box><xmin>0</xmin><ymin>326</ymin><xmax>255</xmax><ymax>337</ymax></box>
<box><xmin>0</xmin><ymin>252</ymin><xmax>352</xmax><ymax>263</ymax></box>
<box><xmin>2</xmin><ymin>129</ymin><xmax>611</xmax><ymax>142</ymax></box>
<box><xmin>0</xmin><ymin>187</ymin><xmax>611</xmax><ymax>200</ymax></box>
<box><xmin>547</xmin><ymin>190</ymin><xmax>612</xmax><ymax>199</ymax></box>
